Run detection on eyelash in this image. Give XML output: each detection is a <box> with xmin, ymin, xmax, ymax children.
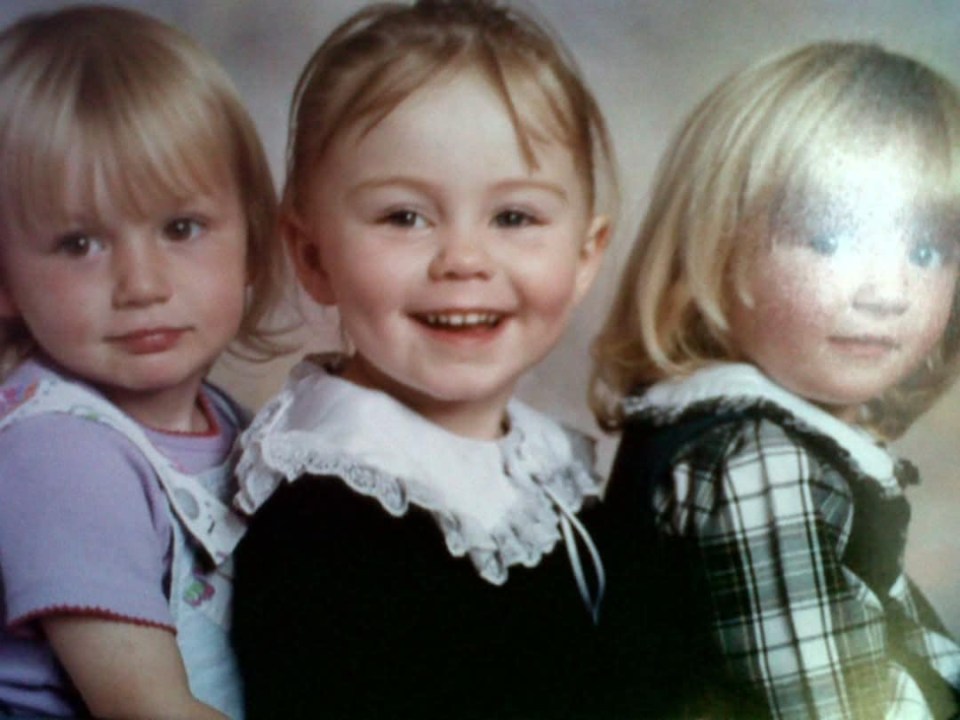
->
<box><xmin>379</xmin><ymin>210</ymin><xmax>428</xmax><ymax>229</ymax></box>
<box><xmin>163</xmin><ymin>217</ymin><xmax>205</xmax><ymax>241</ymax></box>
<box><xmin>493</xmin><ymin>209</ymin><xmax>540</xmax><ymax>228</ymax></box>
<box><xmin>804</xmin><ymin>232</ymin><xmax>841</xmax><ymax>256</ymax></box>
<box><xmin>909</xmin><ymin>239</ymin><xmax>957</xmax><ymax>269</ymax></box>
<box><xmin>54</xmin><ymin>233</ymin><xmax>105</xmax><ymax>258</ymax></box>
<box><xmin>376</xmin><ymin>209</ymin><xmax>542</xmax><ymax>229</ymax></box>
<box><xmin>796</xmin><ymin>230</ymin><xmax>958</xmax><ymax>269</ymax></box>
<box><xmin>52</xmin><ymin>216</ymin><xmax>205</xmax><ymax>257</ymax></box>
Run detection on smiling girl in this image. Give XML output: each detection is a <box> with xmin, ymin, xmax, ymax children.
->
<box><xmin>0</xmin><ymin>7</ymin><xmax>282</xmax><ymax>718</ymax></box>
<box><xmin>229</xmin><ymin>1</ymin><xmax>620</xmax><ymax>717</ymax></box>
<box><xmin>592</xmin><ymin>42</ymin><xmax>960</xmax><ymax>719</ymax></box>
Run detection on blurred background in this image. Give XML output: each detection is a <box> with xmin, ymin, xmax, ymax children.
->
<box><xmin>2</xmin><ymin>0</ymin><xmax>957</xmax><ymax>636</ymax></box>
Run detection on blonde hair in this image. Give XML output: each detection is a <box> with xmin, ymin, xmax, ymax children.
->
<box><xmin>592</xmin><ymin>42</ymin><xmax>960</xmax><ymax>437</ymax></box>
<box><xmin>0</xmin><ymin>5</ymin><xmax>284</xmax><ymax>377</ymax></box>
<box><xmin>283</xmin><ymin>0</ymin><xmax>616</xmax><ymax>220</ymax></box>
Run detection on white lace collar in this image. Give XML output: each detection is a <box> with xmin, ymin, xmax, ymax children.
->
<box><xmin>235</xmin><ymin>355</ymin><xmax>601</xmax><ymax>586</ymax></box>
<box><xmin>623</xmin><ymin>362</ymin><xmax>900</xmax><ymax>491</ymax></box>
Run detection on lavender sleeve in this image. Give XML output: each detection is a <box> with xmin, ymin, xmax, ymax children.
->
<box><xmin>0</xmin><ymin>413</ymin><xmax>174</xmax><ymax>631</ymax></box>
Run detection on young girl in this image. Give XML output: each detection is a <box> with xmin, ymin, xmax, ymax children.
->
<box><xmin>592</xmin><ymin>42</ymin><xmax>960</xmax><ymax>719</ymax></box>
<box><xmin>0</xmin><ymin>7</ymin><xmax>282</xmax><ymax>719</ymax></box>
<box><xmin>230</xmin><ymin>1</ymin><xmax>622</xmax><ymax>717</ymax></box>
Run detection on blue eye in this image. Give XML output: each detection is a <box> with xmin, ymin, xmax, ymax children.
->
<box><xmin>805</xmin><ymin>232</ymin><xmax>840</xmax><ymax>256</ymax></box>
<box><xmin>909</xmin><ymin>240</ymin><xmax>950</xmax><ymax>269</ymax></box>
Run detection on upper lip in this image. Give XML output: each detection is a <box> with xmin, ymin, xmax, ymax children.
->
<box><xmin>106</xmin><ymin>326</ymin><xmax>187</xmax><ymax>341</ymax></box>
<box><xmin>829</xmin><ymin>334</ymin><xmax>900</xmax><ymax>349</ymax></box>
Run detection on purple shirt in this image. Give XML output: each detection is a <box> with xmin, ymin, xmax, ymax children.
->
<box><xmin>0</xmin><ymin>360</ymin><xmax>239</xmax><ymax>717</ymax></box>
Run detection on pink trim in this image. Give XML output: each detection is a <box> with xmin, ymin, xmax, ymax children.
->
<box><xmin>11</xmin><ymin>605</ymin><xmax>176</xmax><ymax>633</ymax></box>
<box><xmin>145</xmin><ymin>389</ymin><xmax>221</xmax><ymax>438</ymax></box>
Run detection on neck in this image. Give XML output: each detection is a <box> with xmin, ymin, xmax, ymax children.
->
<box><xmin>411</xmin><ymin>398</ymin><xmax>510</xmax><ymax>440</ymax></box>
<box><xmin>341</xmin><ymin>357</ymin><xmax>511</xmax><ymax>441</ymax></box>
<box><xmin>102</xmin><ymin>381</ymin><xmax>211</xmax><ymax>434</ymax></box>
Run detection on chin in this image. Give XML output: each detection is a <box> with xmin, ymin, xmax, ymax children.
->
<box><xmin>420</xmin><ymin>386</ymin><xmax>509</xmax><ymax>406</ymax></box>
<box><xmin>806</xmin><ymin>388</ymin><xmax>879</xmax><ymax>415</ymax></box>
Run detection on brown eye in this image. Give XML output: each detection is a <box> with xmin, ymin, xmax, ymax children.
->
<box><xmin>56</xmin><ymin>233</ymin><xmax>105</xmax><ymax>257</ymax></box>
<box><xmin>379</xmin><ymin>210</ymin><xmax>428</xmax><ymax>229</ymax></box>
<box><xmin>164</xmin><ymin>218</ymin><xmax>203</xmax><ymax>241</ymax></box>
<box><xmin>494</xmin><ymin>209</ymin><xmax>536</xmax><ymax>228</ymax></box>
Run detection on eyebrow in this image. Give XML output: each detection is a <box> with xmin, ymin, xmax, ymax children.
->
<box><xmin>781</xmin><ymin>189</ymin><xmax>960</xmax><ymax>226</ymax></box>
<box><xmin>910</xmin><ymin>202</ymin><xmax>960</xmax><ymax>229</ymax></box>
<box><xmin>347</xmin><ymin>176</ymin><xmax>570</xmax><ymax>203</ymax></box>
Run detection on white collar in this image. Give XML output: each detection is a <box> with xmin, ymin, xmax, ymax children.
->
<box><xmin>235</xmin><ymin>355</ymin><xmax>600</xmax><ymax>585</ymax></box>
<box><xmin>623</xmin><ymin>362</ymin><xmax>899</xmax><ymax>489</ymax></box>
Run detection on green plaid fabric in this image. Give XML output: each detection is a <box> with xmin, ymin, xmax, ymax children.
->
<box><xmin>623</xmin><ymin>365</ymin><xmax>960</xmax><ymax>719</ymax></box>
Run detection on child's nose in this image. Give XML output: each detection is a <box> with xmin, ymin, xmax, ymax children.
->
<box><xmin>851</xmin><ymin>251</ymin><xmax>909</xmax><ymax>317</ymax></box>
<box><xmin>427</xmin><ymin>225</ymin><xmax>494</xmax><ymax>280</ymax></box>
<box><xmin>112</xmin><ymin>240</ymin><xmax>172</xmax><ymax>308</ymax></box>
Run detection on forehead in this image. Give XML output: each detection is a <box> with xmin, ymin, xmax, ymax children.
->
<box><xmin>325</xmin><ymin>72</ymin><xmax>583</xmax><ymax>195</ymax></box>
<box><xmin>814</xmin><ymin>145</ymin><xmax>925</xmax><ymax>201</ymax></box>
<box><xmin>783</xmin><ymin>142</ymin><xmax>960</xmax><ymax>226</ymax></box>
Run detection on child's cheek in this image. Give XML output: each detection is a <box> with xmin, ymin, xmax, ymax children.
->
<box><xmin>519</xmin><ymin>263</ymin><xmax>581</xmax><ymax>320</ymax></box>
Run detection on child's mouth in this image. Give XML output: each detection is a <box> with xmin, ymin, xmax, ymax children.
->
<box><xmin>415</xmin><ymin>311</ymin><xmax>503</xmax><ymax>330</ymax></box>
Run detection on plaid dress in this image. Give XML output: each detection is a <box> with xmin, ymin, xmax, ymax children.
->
<box><xmin>606</xmin><ymin>363</ymin><xmax>960</xmax><ymax>720</ymax></box>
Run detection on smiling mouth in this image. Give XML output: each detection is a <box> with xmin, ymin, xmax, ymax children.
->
<box><xmin>414</xmin><ymin>311</ymin><xmax>504</xmax><ymax>330</ymax></box>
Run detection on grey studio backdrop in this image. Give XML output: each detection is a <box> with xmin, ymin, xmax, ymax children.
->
<box><xmin>1</xmin><ymin>0</ymin><xmax>957</xmax><ymax>638</ymax></box>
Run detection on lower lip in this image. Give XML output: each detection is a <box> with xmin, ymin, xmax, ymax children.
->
<box><xmin>111</xmin><ymin>329</ymin><xmax>187</xmax><ymax>354</ymax></box>
<box><xmin>829</xmin><ymin>337</ymin><xmax>898</xmax><ymax>359</ymax></box>
<box><xmin>416</xmin><ymin>318</ymin><xmax>506</xmax><ymax>344</ymax></box>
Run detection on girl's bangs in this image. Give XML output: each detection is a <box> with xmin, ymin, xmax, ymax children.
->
<box><xmin>800</xmin><ymin>124</ymin><xmax>959</xmax><ymax>220</ymax></box>
<box><xmin>3</xmin><ymin>84</ymin><xmax>233</xmax><ymax>238</ymax></box>
<box><xmin>801</xmin><ymin>56</ymin><xmax>960</xmax><ymax>201</ymax></box>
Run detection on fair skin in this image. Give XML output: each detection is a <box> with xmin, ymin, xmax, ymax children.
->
<box><xmin>0</xmin><ymin>163</ymin><xmax>248</xmax><ymax>719</ymax></box>
<box><xmin>0</xmin><ymin>165</ymin><xmax>248</xmax><ymax>433</ymax></box>
<box><xmin>42</xmin><ymin>619</ymin><xmax>225</xmax><ymax>720</ymax></box>
<box><xmin>288</xmin><ymin>70</ymin><xmax>608</xmax><ymax>440</ymax></box>
<box><xmin>730</xmin><ymin>146</ymin><xmax>959</xmax><ymax>420</ymax></box>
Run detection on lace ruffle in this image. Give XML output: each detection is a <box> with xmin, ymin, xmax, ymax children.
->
<box><xmin>234</xmin><ymin>358</ymin><xmax>600</xmax><ymax>585</ymax></box>
<box><xmin>623</xmin><ymin>363</ymin><xmax>904</xmax><ymax>492</ymax></box>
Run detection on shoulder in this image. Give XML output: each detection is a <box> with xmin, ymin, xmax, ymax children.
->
<box><xmin>0</xmin><ymin>413</ymin><xmax>174</xmax><ymax>629</ymax></box>
<box><xmin>677</xmin><ymin>413</ymin><xmax>860</xmax><ymax>538</ymax></box>
<box><xmin>0</xmin><ymin>410</ymin><xmax>157</xmax><ymax>480</ymax></box>
<box><xmin>620</xmin><ymin>363</ymin><xmax>896</xmax><ymax>486</ymax></box>
<box><xmin>248</xmin><ymin>473</ymin><xmax>367</xmax><ymax>527</ymax></box>
<box><xmin>673</xmin><ymin>410</ymin><xmax>843</xmax><ymax>490</ymax></box>
<box><xmin>238</xmin><ymin>474</ymin><xmax>410</xmax><ymax>563</ymax></box>
<box><xmin>233</xmin><ymin>473</ymin><xmax>457</xmax><ymax>627</ymax></box>
<box><xmin>617</xmin><ymin>408</ymin><xmax>851</xmax><ymax>509</ymax></box>
<box><xmin>0</xmin><ymin>406</ymin><xmax>172</xmax><ymax>548</ymax></box>
<box><xmin>680</xmin><ymin>411</ymin><xmax>813</xmax><ymax>466</ymax></box>
<box><xmin>673</xmin><ymin>409</ymin><xmax>882</xmax><ymax>514</ymax></box>
<box><xmin>616</xmin><ymin>406</ymin><xmax>808</xmax><ymax>475</ymax></box>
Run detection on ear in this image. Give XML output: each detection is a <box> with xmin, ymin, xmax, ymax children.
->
<box><xmin>572</xmin><ymin>215</ymin><xmax>610</xmax><ymax>304</ymax></box>
<box><xmin>283</xmin><ymin>211</ymin><xmax>338</xmax><ymax>306</ymax></box>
